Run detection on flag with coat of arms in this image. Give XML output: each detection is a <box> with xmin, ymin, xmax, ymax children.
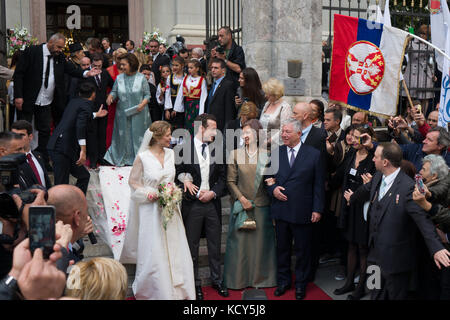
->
<box><xmin>329</xmin><ymin>14</ymin><xmax>409</xmax><ymax>117</ymax></box>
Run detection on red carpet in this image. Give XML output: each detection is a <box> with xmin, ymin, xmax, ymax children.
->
<box><xmin>203</xmin><ymin>283</ymin><xmax>332</xmax><ymax>300</ymax></box>
<box><xmin>127</xmin><ymin>283</ymin><xmax>332</xmax><ymax>300</ymax></box>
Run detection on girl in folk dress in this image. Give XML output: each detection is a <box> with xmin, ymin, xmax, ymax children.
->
<box><xmin>164</xmin><ymin>56</ymin><xmax>186</xmax><ymax>131</ymax></box>
<box><xmin>156</xmin><ymin>65</ymin><xmax>171</xmax><ymax>114</ymax></box>
<box><xmin>174</xmin><ymin>59</ymin><xmax>207</xmax><ymax>136</ymax></box>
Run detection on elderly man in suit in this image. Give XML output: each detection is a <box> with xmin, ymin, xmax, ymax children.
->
<box><xmin>345</xmin><ymin>142</ymin><xmax>450</xmax><ymax>300</ymax></box>
<box><xmin>11</xmin><ymin>120</ymin><xmax>52</xmax><ymax>190</ymax></box>
<box><xmin>206</xmin><ymin>58</ymin><xmax>236</xmax><ymax>132</ymax></box>
<box><xmin>13</xmin><ymin>33</ymin><xmax>101</xmax><ymax>170</ymax></box>
<box><xmin>176</xmin><ymin>113</ymin><xmax>228</xmax><ymax>300</ymax></box>
<box><xmin>47</xmin><ymin>82</ymin><xmax>107</xmax><ymax>194</ymax></box>
<box><xmin>265</xmin><ymin>118</ymin><xmax>325</xmax><ymax>300</ymax></box>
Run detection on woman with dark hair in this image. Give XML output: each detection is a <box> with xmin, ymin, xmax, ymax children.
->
<box><xmin>331</xmin><ymin>125</ymin><xmax>377</xmax><ymax>300</ymax></box>
<box><xmin>235</xmin><ymin>67</ymin><xmax>266</xmax><ymax>112</ymax></box>
<box><xmin>310</xmin><ymin>99</ymin><xmax>325</xmax><ymax>129</ymax></box>
<box><xmin>105</xmin><ymin>53</ymin><xmax>151</xmax><ymax>166</ymax></box>
<box><xmin>223</xmin><ymin>119</ymin><xmax>277</xmax><ymax>289</ymax></box>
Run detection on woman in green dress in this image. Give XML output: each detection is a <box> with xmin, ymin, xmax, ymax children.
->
<box><xmin>105</xmin><ymin>53</ymin><xmax>151</xmax><ymax>166</ymax></box>
<box><xmin>223</xmin><ymin>119</ymin><xmax>277</xmax><ymax>290</ymax></box>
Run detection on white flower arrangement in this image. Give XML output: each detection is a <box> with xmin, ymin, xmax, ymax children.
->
<box><xmin>138</xmin><ymin>28</ymin><xmax>167</xmax><ymax>55</ymax></box>
<box><xmin>7</xmin><ymin>25</ymin><xmax>38</xmax><ymax>57</ymax></box>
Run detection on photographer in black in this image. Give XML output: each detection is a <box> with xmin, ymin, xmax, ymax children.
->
<box><xmin>210</xmin><ymin>26</ymin><xmax>246</xmax><ymax>89</ymax></box>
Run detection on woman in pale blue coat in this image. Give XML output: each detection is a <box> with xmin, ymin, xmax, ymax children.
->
<box><xmin>106</xmin><ymin>53</ymin><xmax>151</xmax><ymax>166</ymax></box>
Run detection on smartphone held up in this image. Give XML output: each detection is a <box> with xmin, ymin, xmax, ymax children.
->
<box><xmin>28</xmin><ymin>206</ymin><xmax>56</xmax><ymax>259</ymax></box>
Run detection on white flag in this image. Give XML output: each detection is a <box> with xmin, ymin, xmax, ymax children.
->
<box><xmin>383</xmin><ymin>0</ymin><xmax>391</xmax><ymax>27</ymax></box>
<box><xmin>439</xmin><ymin>24</ymin><xmax>450</xmax><ymax>130</ymax></box>
<box><xmin>431</xmin><ymin>0</ymin><xmax>450</xmax><ymax>72</ymax></box>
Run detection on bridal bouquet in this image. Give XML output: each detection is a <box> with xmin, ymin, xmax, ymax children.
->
<box><xmin>157</xmin><ymin>182</ymin><xmax>182</xmax><ymax>230</ymax></box>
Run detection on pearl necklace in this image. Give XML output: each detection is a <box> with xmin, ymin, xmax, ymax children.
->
<box><xmin>245</xmin><ymin>146</ymin><xmax>258</xmax><ymax>158</ymax></box>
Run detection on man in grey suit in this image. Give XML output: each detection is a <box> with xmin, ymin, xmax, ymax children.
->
<box><xmin>346</xmin><ymin>142</ymin><xmax>450</xmax><ymax>300</ymax></box>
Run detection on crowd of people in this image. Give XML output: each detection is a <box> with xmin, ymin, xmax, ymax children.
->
<box><xmin>0</xmin><ymin>24</ymin><xmax>449</xmax><ymax>301</ymax></box>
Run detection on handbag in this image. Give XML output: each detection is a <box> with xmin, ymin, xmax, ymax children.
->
<box><xmin>124</xmin><ymin>105</ymin><xmax>140</xmax><ymax>117</ymax></box>
<box><xmin>233</xmin><ymin>151</ymin><xmax>268</xmax><ymax>231</ymax></box>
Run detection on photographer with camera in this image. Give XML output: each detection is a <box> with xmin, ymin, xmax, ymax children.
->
<box><xmin>210</xmin><ymin>26</ymin><xmax>246</xmax><ymax>89</ymax></box>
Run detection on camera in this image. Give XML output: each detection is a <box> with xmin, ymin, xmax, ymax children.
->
<box><xmin>216</xmin><ymin>44</ymin><xmax>225</xmax><ymax>55</ymax></box>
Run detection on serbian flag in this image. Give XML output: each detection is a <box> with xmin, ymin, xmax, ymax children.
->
<box><xmin>329</xmin><ymin>14</ymin><xmax>408</xmax><ymax>117</ymax></box>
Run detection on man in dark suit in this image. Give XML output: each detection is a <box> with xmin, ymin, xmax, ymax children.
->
<box><xmin>206</xmin><ymin>58</ymin><xmax>236</xmax><ymax>132</ymax></box>
<box><xmin>292</xmin><ymin>102</ymin><xmax>327</xmax><ymax>280</ymax></box>
<box><xmin>265</xmin><ymin>118</ymin><xmax>325</xmax><ymax>300</ymax></box>
<box><xmin>346</xmin><ymin>142</ymin><xmax>450</xmax><ymax>300</ymax></box>
<box><xmin>47</xmin><ymin>82</ymin><xmax>108</xmax><ymax>194</ymax></box>
<box><xmin>79</xmin><ymin>53</ymin><xmax>114</xmax><ymax>168</ymax></box>
<box><xmin>11</xmin><ymin>120</ymin><xmax>52</xmax><ymax>190</ymax></box>
<box><xmin>176</xmin><ymin>113</ymin><xmax>228</xmax><ymax>300</ymax></box>
<box><xmin>149</xmin><ymin>39</ymin><xmax>170</xmax><ymax>86</ymax></box>
<box><xmin>13</xmin><ymin>33</ymin><xmax>101</xmax><ymax>170</ymax></box>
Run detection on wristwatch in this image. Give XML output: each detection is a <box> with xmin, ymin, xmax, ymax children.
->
<box><xmin>1</xmin><ymin>274</ymin><xmax>20</xmax><ymax>299</ymax></box>
<box><xmin>224</xmin><ymin>59</ymin><xmax>228</xmax><ymax>64</ymax></box>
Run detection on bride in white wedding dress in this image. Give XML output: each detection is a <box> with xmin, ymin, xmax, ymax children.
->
<box><xmin>119</xmin><ymin>121</ymin><xmax>195</xmax><ymax>300</ymax></box>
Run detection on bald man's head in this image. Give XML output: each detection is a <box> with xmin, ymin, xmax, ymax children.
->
<box><xmin>48</xmin><ymin>185</ymin><xmax>88</xmax><ymax>242</ymax></box>
<box><xmin>352</xmin><ymin>112</ymin><xmax>368</xmax><ymax>125</ymax></box>
<box><xmin>291</xmin><ymin>102</ymin><xmax>311</xmax><ymax>128</ymax></box>
<box><xmin>427</xmin><ymin>111</ymin><xmax>439</xmax><ymax>129</ymax></box>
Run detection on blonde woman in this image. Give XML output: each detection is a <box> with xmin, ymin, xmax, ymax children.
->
<box><xmin>259</xmin><ymin>78</ymin><xmax>292</xmax><ymax>147</ymax></box>
<box><xmin>66</xmin><ymin>258</ymin><xmax>128</xmax><ymax>300</ymax></box>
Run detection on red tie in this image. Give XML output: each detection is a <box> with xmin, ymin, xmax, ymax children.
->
<box><xmin>27</xmin><ymin>153</ymin><xmax>43</xmax><ymax>185</ymax></box>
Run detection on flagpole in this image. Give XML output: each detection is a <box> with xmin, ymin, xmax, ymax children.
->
<box><xmin>408</xmin><ymin>33</ymin><xmax>450</xmax><ymax>62</ymax></box>
<box><xmin>401</xmin><ymin>80</ymin><xmax>415</xmax><ymax>110</ymax></box>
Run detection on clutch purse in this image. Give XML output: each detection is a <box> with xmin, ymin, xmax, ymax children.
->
<box><xmin>233</xmin><ymin>200</ymin><xmax>256</xmax><ymax>231</ymax></box>
<box><xmin>124</xmin><ymin>105</ymin><xmax>140</xmax><ymax>117</ymax></box>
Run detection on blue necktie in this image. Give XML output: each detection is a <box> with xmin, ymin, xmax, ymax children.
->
<box><xmin>289</xmin><ymin>148</ymin><xmax>296</xmax><ymax>167</ymax></box>
<box><xmin>378</xmin><ymin>177</ymin><xmax>387</xmax><ymax>200</ymax></box>
<box><xmin>207</xmin><ymin>81</ymin><xmax>216</xmax><ymax>113</ymax></box>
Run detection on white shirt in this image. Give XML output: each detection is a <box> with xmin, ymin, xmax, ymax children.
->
<box><xmin>194</xmin><ymin>137</ymin><xmax>210</xmax><ymax>195</ymax></box>
<box><xmin>173</xmin><ymin>75</ymin><xmax>207</xmax><ymax>114</ymax></box>
<box><xmin>286</xmin><ymin>141</ymin><xmax>302</xmax><ymax>160</ymax></box>
<box><xmin>27</xmin><ymin>151</ymin><xmax>46</xmax><ymax>187</ymax></box>
<box><xmin>152</xmin><ymin>53</ymin><xmax>160</xmax><ymax>61</ymax></box>
<box><xmin>380</xmin><ymin>167</ymin><xmax>401</xmax><ymax>198</ymax></box>
<box><xmin>164</xmin><ymin>75</ymin><xmax>184</xmax><ymax>111</ymax></box>
<box><xmin>35</xmin><ymin>45</ymin><xmax>55</xmax><ymax>106</ymax></box>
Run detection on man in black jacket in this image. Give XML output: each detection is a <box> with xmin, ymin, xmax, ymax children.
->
<box><xmin>211</xmin><ymin>26</ymin><xmax>246</xmax><ymax>89</ymax></box>
<box><xmin>47</xmin><ymin>82</ymin><xmax>107</xmax><ymax>194</ymax></box>
<box><xmin>206</xmin><ymin>58</ymin><xmax>237</xmax><ymax>132</ymax></box>
<box><xmin>347</xmin><ymin>143</ymin><xmax>450</xmax><ymax>300</ymax></box>
<box><xmin>79</xmin><ymin>53</ymin><xmax>114</xmax><ymax>168</ymax></box>
<box><xmin>13</xmin><ymin>33</ymin><xmax>101</xmax><ymax>170</ymax></box>
<box><xmin>11</xmin><ymin>120</ymin><xmax>52</xmax><ymax>190</ymax></box>
<box><xmin>149</xmin><ymin>39</ymin><xmax>170</xmax><ymax>85</ymax></box>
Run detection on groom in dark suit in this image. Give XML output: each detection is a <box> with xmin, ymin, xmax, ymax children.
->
<box><xmin>176</xmin><ymin>113</ymin><xmax>228</xmax><ymax>300</ymax></box>
<box><xmin>347</xmin><ymin>142</ymin><xmax>450</xmax><ymax>300</ymax></box>
<box><xmin>47</xmin><ymin>82</ymin><xmax>108</xmax><ymax>194</ymax></box>
<box><xmin>266</xmin><ymin>118</ymin><xmax>325</xmax><ymax>300</ymax></box>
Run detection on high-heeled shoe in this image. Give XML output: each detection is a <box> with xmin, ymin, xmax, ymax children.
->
<box><xmin>333</xmin><ymin>283</ymin><xmax>355</xmax><ymax>295</ymax></box>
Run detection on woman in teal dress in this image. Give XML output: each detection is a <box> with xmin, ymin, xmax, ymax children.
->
<box><xmin>223</xmin><ymin>119</ymin><xmax>277</xmax><ymax>290</ymax></box>
<box><xmin>105</xmin><ymin>53</ymin><xmax>151</xmax><ymax>166</ymax></box>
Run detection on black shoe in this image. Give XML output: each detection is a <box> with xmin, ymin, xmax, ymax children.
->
<box><xmin>274</xmin><ymin>284</ymin><xmax>291</xmax><ymax>297</ymax></box>
<box><xmin>333</xmin><ymin>284</ymin><xmax>355</xmax><ymax>296</ymax></box>
<box><xmin>195</xmin><ymin>286</ymin><xmax>204</xmax><ymax>300</ymax></box>
<box><xmin>295</xmin><ymin>287</ymin><xmax>306</xmax><ymax>300</ymax></box>
<box><xmin>212</xmin><ymin>283</ymin><xmax>229</xmax><ymax>297</ymax></box>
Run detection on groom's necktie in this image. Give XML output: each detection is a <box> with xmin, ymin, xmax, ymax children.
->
<box><xmin>201</xmin><ymin>143</ymin><xmax>207</xmax><ymax>159</ymax></box>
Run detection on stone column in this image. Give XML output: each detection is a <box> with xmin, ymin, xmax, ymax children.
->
<box><xmin>243</xmin><ymin>0</ymin><xmax>322</xmax><ymax>102</ymax></box>
<box><xmin>29</xmin><ymin>0</ymin><xmax>45</xmax><ymax>43</ymax></box>
<box><xmin>128</xmin><ymin>0</ymin><xmax>144</xmax><ymax>43</ymax></box>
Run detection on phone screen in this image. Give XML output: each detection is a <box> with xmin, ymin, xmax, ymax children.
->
<box><xmin>28</xmin><ymin>206</ymin><xmax>56</xmax><ymax>259</ymax></box>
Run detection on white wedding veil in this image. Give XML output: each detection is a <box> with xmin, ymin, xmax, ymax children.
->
<box><xmin>137</xmin><ymin>128</ymin><xmax>153</xmax><ymax>156</ymax></box>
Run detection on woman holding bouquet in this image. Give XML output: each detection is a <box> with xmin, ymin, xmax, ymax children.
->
<box><xmin>120</xmin><ymin>121</ymin><xmax>195</xmax><ymax>300</ymax></box>
<box><xmin>223</xmin><ymin>119</ymin><xmax>277</xmax><ymax>289</ymax></box>
<box><xmin>105</xmin><ymin>53</ymin><xmax>151</xmax><ymax>166</ymax></box>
